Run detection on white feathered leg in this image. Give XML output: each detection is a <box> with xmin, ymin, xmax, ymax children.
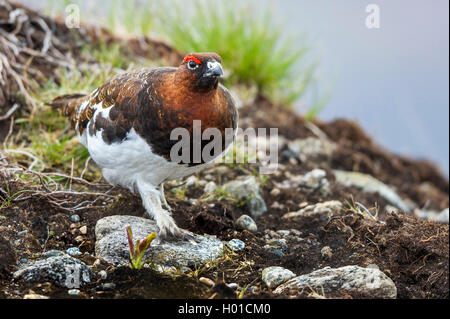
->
<box><xmin>136</xmin><ymin>178</ymin><xmax>182</xmax><ymax>239</ymax></box>
<box><xmin>159</xmin><ymin>183</ymin><xmax>172</xmax><ymax>212</ymax></box>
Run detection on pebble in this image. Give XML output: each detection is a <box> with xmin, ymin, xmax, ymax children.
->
<box><xmin>19</xmin><ymin>258</ymin><xmax>28</xmax><ymax>264</ymax></box>
<box><xmin>274</xmin><ymin>265</ymin><xmax>397</xmax><ymax>299</ymax></box>
<box><xmin>13</xmin><ymin>255</ymin><xmax>92</xmax><ymax>288</ymax></box>
<box><xmin>223</xmin><ymin>176</ymin><xmax>267</xmax><ymax>218</ymax></box>
<box><xmin>333</xmin><ymin>170</ymin><xmax>410</xmax><ymax>213</ymax></box>
<box><xmin>98</xmin><ymin>270</ymin><xmax>107</xmax><ymax>280</ymax></box>
<box><xmin>79</xmin><ymin>226</ymin><xmax>88</xmax><ymax>235</ymax></box>
<box><xmin>227</xmin><ymin>283</ymin><xmax>239</xmax><ymax>290</ymax></box>
<box><xmin>276</xmin><ymin>230</ymin><xmax>290</xmax><ymax>237</ymax></box>
<box><xmin>70</xmin><ymin>215</ymin><xmax>81</xmax><ymax>223</ymax></box>
<box><xmin>262</xmin><ymin>266</ymin><xmax>296</xmax><ymax>289</ymax></box>
<box><xmin>66</xmin><ymin>247</ymin><xmax>82</xmax><ymax>257</ymax></box>
<box><xmin>236</xmin><ymin>215</ymin><xmax>257</xmax><ymax>233</ymax></box>
<box><xmin>270</xmin><ymin>249</ymin><xmax>284</xmax><ymax>258</ymax></box>
<box><xmin>247</xmin><ymin>286</ymin><xmax>259</xmax><ymax>294</ymax></box>
<box><xmin>321</xmin><ymin>246</ymin><xmax>333</xmax><ymax>259</ymax></box>
<box><xmin>24</xmin><ymin>294</ymin><xmax>49</xmax><ymax>299</ymax></box>
<box><xmin>204</xmin><ymin>181</ymin><xmax>217</xmax><ymax>193</ymax></box>
<box><xmin>282</xmin><ymin>200</ymin><xmax>343</xmax><ymax>219</ymax></box>
<box><xmin>199</xmin><ymin>277</ymin><xmax>215</xmax><ymax>287</ymax></box>
<box><xmin>68</xmin><ymin>289</ymin><xmax>80</xmax><ymax>295</ymax></box>
<box><xmin>101</xmin><ymin>283</ymin><xmax>116</xmax><ymax>291</ymax></box>
<box><xmin>270</xmin><ymin>188</ymin><xmax>281</xmax><ymax>196</ymax></box>
<box><xmin>43</xmin><ymin>250</ymin><xmax>65</xmax><ymax>258</ymax></box>
<box><xmin>185</xmin><ymin>176</ymin><xmax>197</xmax><ymax>187</ymax></box>
<box><xmin>226</xmin><ymin>239</ymin><xmax>245</xmax><ymax>252</ymax></box>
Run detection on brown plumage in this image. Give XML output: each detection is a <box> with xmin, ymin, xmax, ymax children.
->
<box><xmin>49</xmin><ymin>53</ymin><xmax>238</xmax><ymax>239</ymax></box>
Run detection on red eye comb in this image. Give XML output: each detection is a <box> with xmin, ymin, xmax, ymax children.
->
<box><xmin>184</xmin><ymin>55</ymin><xmax>202</xmax><ymax>65</ymax></box>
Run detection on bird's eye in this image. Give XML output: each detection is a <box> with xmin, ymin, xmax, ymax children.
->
<box><xmin>187</xmin><ymin>60</ymin><xmax>198</xmax><ymax>70</ymax></box>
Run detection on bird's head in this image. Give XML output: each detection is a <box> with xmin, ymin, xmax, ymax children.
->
<box><xmin>178</xmin><ymin>53</ymin><xmax>223</xmax><ymax>91</ymax></box>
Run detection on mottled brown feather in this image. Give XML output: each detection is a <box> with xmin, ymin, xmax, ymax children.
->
<box><xmin>50</xmin><ymin>53</ymin><xmax>238</xmax><ymax>164</ymax></box>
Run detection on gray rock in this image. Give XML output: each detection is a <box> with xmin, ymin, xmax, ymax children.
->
<box><xmin>333</xmin><ymin>170</ymin><xmax>410</xmax><ymax>213</ymax></box>
<box><xmin>68</xmin><ymin>289</ymin><xmax>80</xmax><ymax>295</ymax></box>
<box><xmin>414</xmin><ymin>208</ymin><xmax>449</xmax><ymax>224</ymax></box>
<box><xmin>262</xmin><ymin>266</ymin><xmax>296</xmax><ymax>289</ymax></box>
<box><xmin>320</xmin><ymin>246</ymin><xmax>333</xmax><ymax>259</ymax></box>
<box><xmin>287</xmin><ymin>137</ymin><xmax>334</xmax><ymax>164</ymax></box>
<box><xmin>66</xmin><ymin>247</ymin><xmax>82</xmax><ymax>257</ymax></box>
<box><xmin>274</xmin><ymin>265</ymin><xmax>397</xmax><ymax>299</ymax></box>
<box><xmin>204</xmin><ymin>181</ymin><xmax>217</xmax><ymax>194</ymax></box>
<box><xmin>226</xmin><ymin>239</ymin><xmax>245</xmax><ymax>252</ymax></box>
<box><xmin>70</xmin><ymin>215</ymin><xmax>81</xmax><ymax>223</ymax></box>
<box><xmin>95</xmin><ymin>215</ymin><xmax>223</xmax><ymax>268</ymax></box>
<box><xmin>185</xmin><ymin>176</ymin><xmax>197</xmax><ymax>188</ymax></box>
<box><xmin>13</xmin><ymin>255</ymin><xmax>92</xmax><ymax>288</ymax></box>
<box><xmin>276</xmin><ymin>169</ymin><xmax>330</xmax><ymax>195</ymax></box>
<box><xmin>236</xmin><ymin>214</ymin><xmax>257</xmax><ymax>232</ymax></box>
<box><xmin>282</xmin><ymin>200</ymin><xmax>342</xmax><ymax>219</ymax></box>
<box><xmin>223</xmin><ymin>176</ymin><xmax>267</xmax><ymax>218</ymax></box>
<box><xmin>43</xmin><ymin>250</ymin><xmax>65</xmax><ymax>258</ymax></box>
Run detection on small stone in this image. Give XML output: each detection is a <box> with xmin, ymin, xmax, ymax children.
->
<box><xmin>321</xmin><ymin>246</ymin><xmax>333</xmax><ymax>259</ymax></box>
<box><xmin>236</xmin><ymin>215</ymin><xmax>257</xmax><ymax>233</ymax></box>
<box><xmin>199</xmin><ymin>277</ymin><xmax>215</xmax><ymax>287</ymax></box>
<box><xmin>270</xmin><ymin>201</ymin><xmax>284</xmax><ymax>209</ymax></box>
<box><xmin>74</xmin><ymin>236</ymin><xmax>84</xmax><ymax>243</ymax></box>
<box><xmin>24</xmin><ymin>294</ymin><xmax>49</xmax><ymax>299</ymax></box>
<box><xmin>14</xmin><ymin>255</ymin><xmax>92</xmax><ymax>288</ymax></box>
<box><xmin>247</xmin><ymin>286</ymin><xmax>259</xmax><ymax>294</ymax></box>
<box><xmin>271</xmin><ymin>249</ymin><xmax>284</xmax><ymax>258</ymax></box>
<box><xmin>226</xmin><ymin>239</ymin><xmax>245</xmax><ymax>252</ymax></box>
<box><xmin>43</xmin><ymin>250</ymin><xmax>65</xmax><ymax>258</ymax></box>
<box><xmin>262</xmin><ymin>266</ymin><xmax>296</xmax><ymax>289</ymax></box>
<box><xmin>66</xmin><ymin>247</ymin><xmax>82</xmax><ymax>257</ymax></box>
<box><xmin>204</xmin><ymin>181</ymin><xmax>217</xmax><ymax>194</ymax></box>
<box><xmin>333</xmin><ymin>170</ymin><xmax>410</xmax><ymax>213</ymax></box>
<box><xmin>270</xmin><ymin>188</ymin><xmax>281</xmax><ymax>196</ymax></box>
<box><xmin>17</xmin><ymin>230</ymin><xmax>28</xmax><ymax>236</ymax></box>
<box><xmin>71</xmin><ymin>215</ymin><xmax>81</xmax><ymax>223</ymax></box>
<box><xmin>227</xmin><ymin>283</ymin><xmax>239</xmax><ymax>290</ymax></box>
<box><xmin>68</xmin><ymin>289</ymin><xmax>80</xmax><ymax>295</ymax></box>
<box><xmin>20</xmin><ymin>258</ymin><xmax>28</xmax><ymax>263</ymax></box>
<box><xmin>274</xmin><ymin>265</ymin><xmax>397</xmax><ymax>299</ymax></box>
<box><xmin>366</xmin><ymin>264</ymin><xmax>380</xmax><ymax>270</ymax></box>
<box><xmin>101</xmin><ymin>283</ymin><xmax>116</xmax><ymax>291</ymax></box>
<box><xmin>282</xmin><ymin>200</ymin><xmax>342</xmax><ymax>219</ymax></box>
<box><xmin>276</xmin><ymin>230</ymin><xmax>290</xmax><ymax>237</ymax></box>
<box><xmin>79</xmin><ymin>226</ymin><xmax>88</xmax><ymax>235</ymax></box>
<box><xmin>223</xmin><ymin>176</ymin><xmax>267</xmax><ymax>218</ymax></box>
<box><xmin>98</xmin><ymin>270</ymin><xmax>107</xmax><ymax>280</ymax></box>
<box><xmin>185</xmin><ymin>176</ymin><xmax>197</xmax><ymax>187</ymax></box>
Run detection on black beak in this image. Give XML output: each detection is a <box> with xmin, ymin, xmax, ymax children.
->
<box><xmin>204</xmin><ymin>61</ymin><xmax>223</xmax><ymax>77</ymax></box>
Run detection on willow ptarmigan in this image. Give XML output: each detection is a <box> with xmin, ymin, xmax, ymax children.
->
<box><xmin>49</xmin><ymin>53</ymin><xmax>238</xmax><ymax>239</ymax></box>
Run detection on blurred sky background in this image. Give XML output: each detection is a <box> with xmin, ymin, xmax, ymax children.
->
<box><xmin>20</xmin><ymin>0</ymin><xmax>450</xmax><ymax>176</ymax></box>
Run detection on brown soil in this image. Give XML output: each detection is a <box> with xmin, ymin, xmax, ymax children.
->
<box><xmin>0</xmin><ymin>1</ymin><xmax>448</xmax><ymax>299</ymax></box>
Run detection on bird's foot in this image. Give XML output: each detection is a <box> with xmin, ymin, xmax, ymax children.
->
<box><xmin>154</xmin><ymin>214</ymin><xmax>197</xmax><ymax>244</ymax></box>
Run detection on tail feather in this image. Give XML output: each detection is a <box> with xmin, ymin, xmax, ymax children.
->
<box><xmin>46</xmin><ymin>93</ymin><xmax>87</xmax><ymax>111</ymax></box>
<box><xmin>46</xmin><ymin>93</ymin><xmax>92</xmax><ymax>134</ymax></box>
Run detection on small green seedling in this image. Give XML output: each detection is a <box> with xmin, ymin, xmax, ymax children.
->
<box><xmin>126</xmin><ymin>226</ymin><xmax>156</xmax><ymax>270</ymax></box>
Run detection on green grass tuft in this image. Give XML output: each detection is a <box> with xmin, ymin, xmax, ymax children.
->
<box><xmin>158</xmin><ymin>0</ymin><xmax>316</xmax><ymax>105</ymax></box>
